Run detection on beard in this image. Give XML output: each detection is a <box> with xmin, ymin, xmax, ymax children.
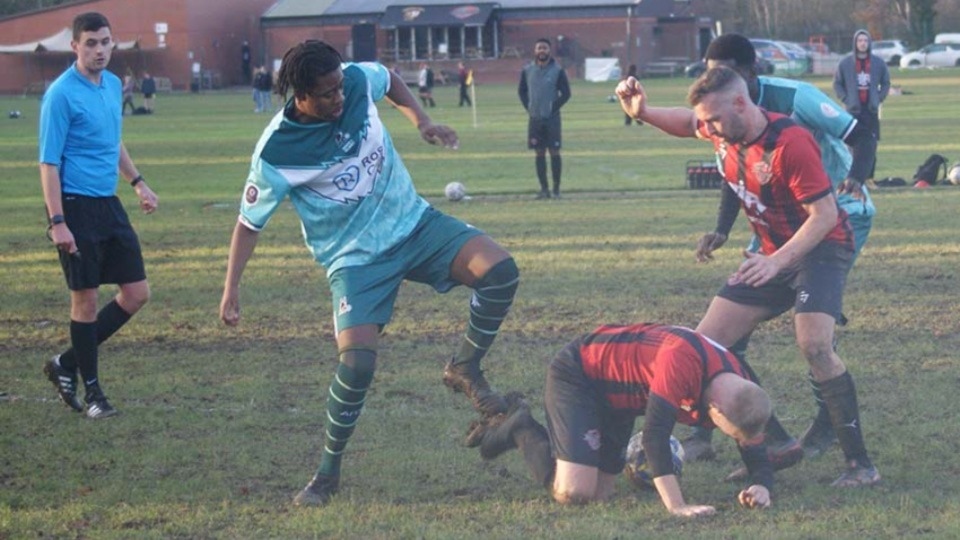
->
<box><xmin>536</xmin><ymin>53</ymin><xmax>550</xmax><ymax>63</ymax></box>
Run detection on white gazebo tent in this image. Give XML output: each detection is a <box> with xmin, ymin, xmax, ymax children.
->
<box><xmin>0</xmin><ymin>28</ymin><xmax>141</xmax><ymax>94</ymax></box>
<box><xmin>0</xmin><ymin>27</ymin><xmax>140</xmax><ymax>53</ymax></box>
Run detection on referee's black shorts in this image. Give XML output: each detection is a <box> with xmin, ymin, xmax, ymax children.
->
<box><xmin>527</xmin><ymin>114</ymin><xmax>562</xmax><ymax>150</ymax></box>
<box><xmin>57</xmin><ymin>194</ymin><xmax>146</xmax><ymax>291</ymax></box>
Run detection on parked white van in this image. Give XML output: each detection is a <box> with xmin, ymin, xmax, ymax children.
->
<box><xmin>934</xmin><ymin>33</ymin><xmax>960</xmax><ymax>44</ymax></box>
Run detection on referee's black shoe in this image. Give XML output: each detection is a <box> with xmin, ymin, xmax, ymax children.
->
<box><xmin>84</xmin><ymin>387</ymin><xmax>118</xmax><ymax>419</ymax></box>
<box><xmin>443</xmin><ymin>359</ymin><xmax>508</xmax><ymax>417</ymax></box>
<box><xmin>43</xmin><ymin>356</ymin><xmax>83</xmax><ymax>412</ymax></box>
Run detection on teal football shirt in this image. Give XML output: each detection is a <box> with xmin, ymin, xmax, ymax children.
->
<box><xmin>756</xmin><ymin>76</ymin><xmax>875</xmax><ymax>218</ymax></box>
<box><xmin>238</xmin><ymin>62</ymin><xmax>429</xmax><ymax>275</ymax></box>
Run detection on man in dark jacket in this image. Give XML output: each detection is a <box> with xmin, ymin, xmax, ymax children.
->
<box><xmin>833</xmin><ymin>30</ymin><xmax>890</xmax><ymax>183</ymax></box>
<box><xmin>519</xmin><ymin>38</ymin><xmax>571</xmax><ymax>199</ymax></box>
<box><xmin>140</xmin><ymin>71</ymin><xmax>156</xmax><ymax>112</ymax></box>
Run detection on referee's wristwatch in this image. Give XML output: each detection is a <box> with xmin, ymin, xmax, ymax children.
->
<box><xmin>48</xmin><ymin>214</ymin><xmax>66</xmax><ymax>226</ymax></box>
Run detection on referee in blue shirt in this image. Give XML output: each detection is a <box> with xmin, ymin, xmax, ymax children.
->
<box><xmin>39</xmin><ymin>12</ymin><xmax>158</xmax><ymax>419</ymax></box>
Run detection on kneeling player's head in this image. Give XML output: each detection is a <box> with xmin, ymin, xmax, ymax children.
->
<box><xmin>705</xmin><ymin>373</ymin><xmax>772</xmax><ymax>442</ymax></box>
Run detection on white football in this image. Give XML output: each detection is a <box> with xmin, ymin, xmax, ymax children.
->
<box><xmin>948</xmin><ymin>164</ymin><xmax>960</xmax><ymax>185</ymax></box>
<box><xmin>444</xmin><ymin>181</ymin><xmax>467</xmax><ymax>201</ymax></box>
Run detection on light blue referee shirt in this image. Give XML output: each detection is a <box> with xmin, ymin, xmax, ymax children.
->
<box><xmin>39</xmin><ymin>63</ymin><xmax>123</xmax><ymax>197</ymax></box>
<box><xmin>239</xmin><ymin>62</ymin><xmax>429</xmax><ymax>276</ymax></box>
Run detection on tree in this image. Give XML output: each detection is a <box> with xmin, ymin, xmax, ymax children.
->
<box><xmin>892</xmin><ymin>0</ymin><xmax>940</xmax><ymax>45</ymax></box>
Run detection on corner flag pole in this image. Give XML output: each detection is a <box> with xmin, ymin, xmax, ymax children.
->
<box><xmin>468</xmin><ymin>69</ymin><xmax>477</xmax><ymax>128</ymax></box>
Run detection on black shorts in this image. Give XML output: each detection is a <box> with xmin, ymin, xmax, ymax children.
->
<box><xmin>544</xmin><ymin>340</ymin><xmax>636</xmax><ymax>475</ymax></box>
<box><xmin>527</xmin><ymin>115</ymin><xmax>562</xmax><ymax>150</ymax></box>
<box><xmin>58</xmin><ymin>195</ymin><xmax>146</xmax><ymax>291</ymax></box>
<box><xmin>143</xmin><ymin>93</ymin><xmax>155</xmax><ymax>99</ymax></box>
<box><xmin>717</xmin><ymin>242</ymin><xmax>853</xmax><ymax>320</ymax></box>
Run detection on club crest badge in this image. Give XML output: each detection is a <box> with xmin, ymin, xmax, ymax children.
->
<box><xmin>583</xmin><ymin>429</ymin><xmax>601</xmax><ymax>451</ymax></box>
<box><xmin>245</xmin><ymin>185</ymin><xmax>259</xmax><ymax>204</ymax></box>
<box><xmin>753</xmin><ymin>161</ymin><xmax>773</xmax><ymax>185</ymax></box>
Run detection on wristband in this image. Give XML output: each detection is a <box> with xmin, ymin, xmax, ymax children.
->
<box><xmin>49</xmin><ymin>214</ymin><xmax>65</xmax><ymax>226</ymax></box>
<box><xmin>130</xmin><ymin>175</ymin><xmax>144</xmax><ymax>187</ymax></box>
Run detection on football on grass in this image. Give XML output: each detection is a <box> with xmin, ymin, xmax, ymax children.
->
<box><xmin>444</xmin><ymin>181</ymin><xmax>466</xmax><ymax>201</ymax></box>
<box><xmin>623</xmin><ymin>432</ymin><xmax>684</xmax><ymax>489</ymax></box>
<box><xmin>948</xmin><ymin>164</ymin><xmax>960</xmax><ymax>185</ymax></box>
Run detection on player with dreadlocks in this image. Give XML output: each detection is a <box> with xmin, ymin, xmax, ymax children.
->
<box><xmin>220</xmin><ymin>40</ymin><xmax>520</xmax><ymax>506</ymax></box>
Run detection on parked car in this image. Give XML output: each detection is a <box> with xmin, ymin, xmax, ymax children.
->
<box><xmin>778</xmin><ymin>41</ymin><xmax>813</xmax><ymax>73</ymax></box>
<box><xmin>934</xmin><ymin>33</ymin><xmax>960</xmax><ymax>44</ymax></box>
<box><xmin>750</xmin><ymin>38</ymin><xmax>808</xmax><ymax>76</ymax></box>
<box><xmin>899</xmin><ymin>42</ymin><xmax>960</xmax><ymax>68</ymax></box>
<box><xmin>684</xmin><ymin>56</ymin><xmax>774</xmax><ymax>78</ymax></box>
<box><xmin>799</xmin><ymin>42</ymin><xmax>830</xmax><ymax>55</ymax></box>
<box><xmin>872</xmin><ymin>39</ymin><xmax>909</xmax><ymax>65</ymax></box>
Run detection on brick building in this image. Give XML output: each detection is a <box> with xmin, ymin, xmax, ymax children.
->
<box><xmin>261</xmin><ymin>0</ymin><xmax>715</xmax><ymax>83</ymax></box>
<box><xmin>0</xmin><ymin>0</ymin><xmax>276</xmax><ymax>94</ymax></box>
<box><xmin>0</xmin><ymin>0</ymin><xmax>714</xmax><ymax>93</ymax></box>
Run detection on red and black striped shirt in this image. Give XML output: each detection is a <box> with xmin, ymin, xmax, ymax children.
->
<box><xmin>699</xmin><ymin>111</ymin><xmax>854</xmax><ymax>255</ymax></box>
<box><xmin>577</xmin><ymin>323</ymin><xmax>753</xmax><ymax>428</ymax></box>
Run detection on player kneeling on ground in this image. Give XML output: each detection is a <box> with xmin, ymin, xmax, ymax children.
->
<box><xmin>468</xmin><ymin>323</ymin><xmax>774</xmax><ymax>517</ymax></box>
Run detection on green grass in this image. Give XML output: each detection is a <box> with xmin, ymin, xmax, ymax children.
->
<box><xmin>2</xmin><ymin>70</ymin><xmax>960</xmax><ymax>539</ymax></box>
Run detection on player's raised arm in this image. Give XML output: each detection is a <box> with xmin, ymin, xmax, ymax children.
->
<box><xmin>385</xmin><ymin>67</ymin><xmax>458</xmax><ymax>149</ymax></box>
<box><xmin>615</xmin><ymin>76</ymin><xmax>698</xmax><ymax>138</ymax></box>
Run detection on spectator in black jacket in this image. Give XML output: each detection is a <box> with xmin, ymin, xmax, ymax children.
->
<box><xmin>140</xmin><ymin>71</ymin><xmax>156</xmax><ymax>112</ymax></box>
<box><xmin>519</xmin><ymin>38</ymin><xmax>571</xmax><ymax>199</ymax></box>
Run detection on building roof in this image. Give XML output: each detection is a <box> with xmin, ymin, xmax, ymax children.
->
<box><xmin>263</xmin><ymin>0</ymin><xmax>341</xmax><ymax>18</ymax></box>
<box><xmin>263</xmin><ymin>0</ymin><xmax>689</xmax><ymax>19</ymax></box>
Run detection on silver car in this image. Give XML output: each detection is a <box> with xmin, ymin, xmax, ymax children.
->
<box><xmin>872</xmin><ymin>39</ymin><xmax>908</xmax><ymax>65</ymax></box>
<box><xmin>899</xmin><ymin>43</ymin><xmax>960</xmax><ymax>68</ymax></box>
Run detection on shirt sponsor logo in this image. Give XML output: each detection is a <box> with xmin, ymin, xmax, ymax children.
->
<box><xmin>333</xmin><ymin>165</ymin><xmax>361</xmax><ymax>192</ymax></box>
<box><xmin>360</xmin><ymin>145</ymin><xmax>384</xmax><ymax>177</ymax></box>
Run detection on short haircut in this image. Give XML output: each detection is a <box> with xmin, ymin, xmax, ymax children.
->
<box><xmin>72</xmin><ymin>12</ymin><xmax>111</xmax><ymax>41</ymax></box>
<box><xmin>704</xmin><ymin>34</ymin><xmax>756</xmax><ymax>68</ymax></box>
<box><xmin>535</xmin><ymin>38</ymin><xmax>551</xmax><ymax>47</ymax></box>
<box><xmin>687</xmin><ymin>65</ymin><xmax>743</xmax><ymax>106</ymax></box>
<box><xmin>726</xmin><ymin>380</ymin><xmax>772</xmax><ymax>440</ymax></box>
<box><xmin>276</xmin><ymin>40</ymin><xmax>343</xmax><ymax>99</ymax></box>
